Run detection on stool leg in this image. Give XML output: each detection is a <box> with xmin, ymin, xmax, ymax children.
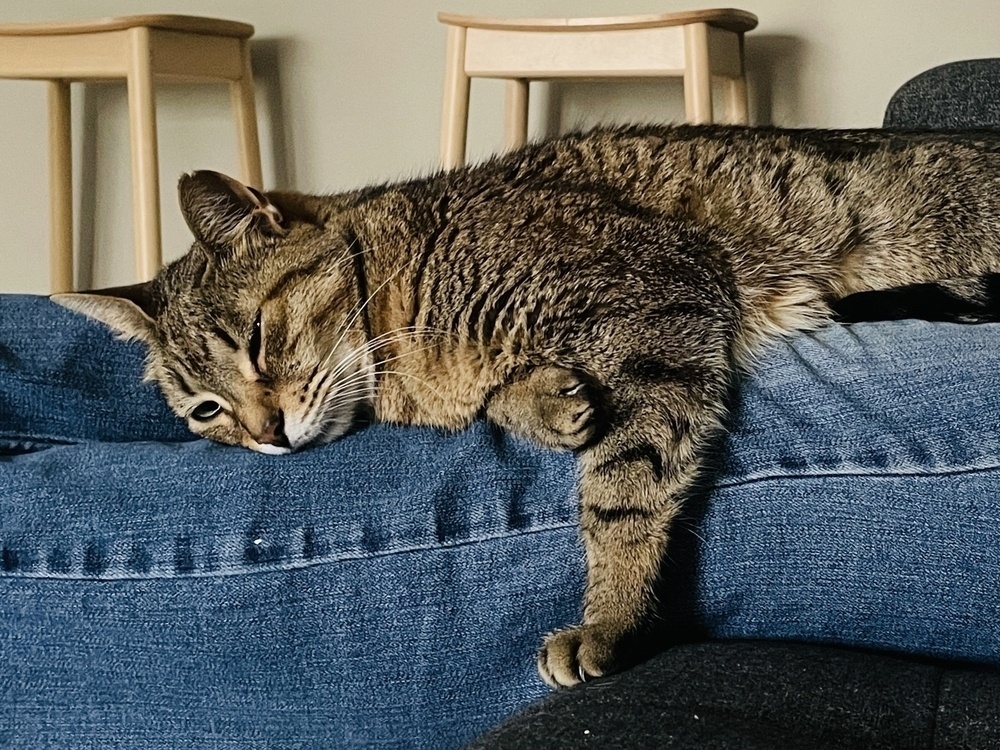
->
<box><xmin>724</xmin><ymin>77</ymin><xmax>749</xmax><ymax>125</ymax></box>
<box><xmin>503</xmin><ymin>79</ymin><xmax>529</xmax><ymax>152</ymax></box>
<box><xmin>126</xmin><ymin>26</ymin><xmax>161</xmax><ymax>282</ymax></box>
<box><xmin>440</xmin><ymin>24</ymin><xmax>470</xmax><ymax>169</ymax></box>
<box><xmin>683</xmin><ymin>22</ymin><xmax>714</xmax><ymax>124</ymax></box>
<box><xmin>47</xmin><ymin>80</ymin><xmax>74</xmax><ymax>293</ymax></box>
<box><xmin>231</xmin><ymin>39</ymin><xmax>263</xmax><ymax>189</ymax></box>
<box><xmin>724</xmin><ymin>35</ymin><xmax>750</xmax><ymax>125</ymax></box>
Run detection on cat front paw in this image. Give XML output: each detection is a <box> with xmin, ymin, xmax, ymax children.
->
<box><xmin>531</xmin><ymin>367</ymin><xmax>599</xmax><ymax>450</ymax></box>
<box><xmin>537</xmin><ymin>624</ymin><xmax>620</xmax><ymax>688</ymax></box>
<box><xmin>486</xmin><ymin>365</ymin><xmax>603</xmax><ymax>451</ymax></box>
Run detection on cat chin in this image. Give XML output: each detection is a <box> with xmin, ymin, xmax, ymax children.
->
<box><xmin>283</xmin><ymin>419</ymin><xmax>343</xmax><ymax>451</ymax></box>
<box><xmin>250</xmin><ymin>442</ymin><xmax>294</xmax><ymax>456</ymax></box>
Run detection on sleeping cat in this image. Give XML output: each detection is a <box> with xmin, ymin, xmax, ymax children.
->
<box><xmin>54</xmin><ymin>124</ymin><xmax>1000</xmax><ymax>687</ymax></box>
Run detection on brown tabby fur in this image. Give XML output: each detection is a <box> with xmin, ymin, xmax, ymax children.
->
<box><xmin>55</xmin><ymin>124</ymin><xmax>1000</xmax><ymax>687</ymax></box>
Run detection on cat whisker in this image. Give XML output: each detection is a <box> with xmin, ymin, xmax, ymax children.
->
<box><xmin>356</xmin><ymin>324</ymin><xmax>454</xmax><ymax>356</ymax></box>
<box><xmin>370</xmin><ymin>369</ymin><xmax>448</xmax><ymax>403</ymax></box>
<box><xmin>320</xmin><ymin>329</ymin><xmax>446</xmax><ymax>385</ymax></box>
<box><xmin>295</xmin><ymin>378</ymin><xmax>374</xmax><ymax>447</ymax></box>
<box><xmin>311</xmin><ymin>376</ymin><xmax>379</xmax><ymax>428</ymax></box>
<box><xmin>317</xmin><ymin>256</ymin><xmax>456</xmax><ymax>377</ymax></box>
<box><xmin>364</xmin><ymin>324</ymin><xmax>452</xmax><ymax>346</ymax></box>
<box><xmin>326</xmin><ymin>231</ymin><xmax>370</xmax><ymax>272</ymax></box>
<box><xmin>309</xmin><ymin>332</ymin><xmax>451</xmax><ymax>421</ymax></box>
<box><xmin>319</xmin><ymin>370</ymin><xmax>376</xmax><ymax>402</ymax></box>
<box><xmin>316</xmin><ymin>395</ymin><xmax>373</xmax><ymax>427</ymax></box>
<box><xmin>326</xmin><ymin>391</ymin><xmax>375</xmax><ymax>411</ymax></box>
<box><xmin>318</xmin><ymin>344</ymin><xmax>439</xmax><ymax>410</ymax></box>
<box><xmin>320</xmin><ymin>260</ymin><xmax>411</xmax><ymax>369</ymax></box>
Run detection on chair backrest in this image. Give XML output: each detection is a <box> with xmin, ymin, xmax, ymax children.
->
<box><xmin>884</xmin><ymin>58</ymin><xmax>1000</xmax><ymax>129</ymax></box>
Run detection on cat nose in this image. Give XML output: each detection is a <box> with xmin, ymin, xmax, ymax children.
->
<box><xmin>258</xmin><ymin>409</ymin><xmax>290</xmax><ymax>449</ymax></box>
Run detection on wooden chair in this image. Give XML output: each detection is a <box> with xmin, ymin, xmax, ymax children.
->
<box><xmin>438</xmin><ymin>9</ymin><xmax>758</xmax><ymax>168</ymax></box>
<box><xmin>0</xmin><ymin>14</ymin><xmax>263</xmax><ymax>292</ymax></box>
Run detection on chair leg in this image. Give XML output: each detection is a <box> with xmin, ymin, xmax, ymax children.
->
<box><xmin>683</xmin><ymin>22</ymin><xmax>714</xmax><ymax>124</ymax></box>
<box><xmin>47</xmin><ymin>80</ymin><xmax>74</xmax><ymax>293</ymax></box>
<box><xmin>126</xmin><ymin>26</ymin><xmax>161</xmax><ymax>282</ymax></box>
<box><xmin>231</xmin><ymin>39</ymin><xmax>263</xmax><ymax>189</ymax></box>
<box><xmin>440</xmin><ymin>24</ymin><xmax>470</xmax><ymax>169</ymax></box>
<box><xmin>503</xmin><ymin>79</ymin><xmax>529</xmax><ymax>152</ymax></box>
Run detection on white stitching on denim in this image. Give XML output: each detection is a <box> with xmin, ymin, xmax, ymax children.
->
<box><xmin>0</xmin><ymin>522</ymin><xmax>580</xmax><ymax>582</ymax></box>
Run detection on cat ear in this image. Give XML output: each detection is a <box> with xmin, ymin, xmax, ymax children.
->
<box><xmin>51</xmin><ymin>283</ymin><xmax>158</xmax><ymax>344</ymax></box>
<box><xmin>178</xmin><ymin>171</ymin><xmax>286</xmax><ymax>249</ymax></box>
<box><xmin>265</xmin><ymin>190</ymin><xmax>340</xmax><ymax>226</ymax></box>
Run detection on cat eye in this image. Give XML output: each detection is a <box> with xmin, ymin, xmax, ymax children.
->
<box><xmin>190</xmin><ymin>400</ymin><xmax>223</xmax><ymax>422</ymax></box>
<box><xmin>248</xmin><ymin>308</ymin><xmax>266</xmax><ymax>376</ymax></box>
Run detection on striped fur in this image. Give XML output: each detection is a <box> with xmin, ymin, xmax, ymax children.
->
<box><xmin>55</xmin><ymin>124</ymin><xmax>1000</xmax><ymax>686</ymax></box>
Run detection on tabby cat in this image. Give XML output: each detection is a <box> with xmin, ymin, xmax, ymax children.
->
<box><xmin>54</xmin><ymin>124</ymin><xmax>1000</xmax><ymax>687</ymax></box>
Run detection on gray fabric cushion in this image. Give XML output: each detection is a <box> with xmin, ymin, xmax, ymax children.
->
<box><xmin>466</xmin><ymin>641</ymin><xmax>1000</xmax><ymax>750</ymax></box>
<box><xmin>884</xmin><ymin>58</ymin><xmax>1000</xmax><ymax>129</ymax></box>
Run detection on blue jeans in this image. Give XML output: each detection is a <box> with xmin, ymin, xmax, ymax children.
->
<box><xmin>2</xmin><ymin>294</ymin><xmax>1000</xmax><ymax>749</ymax></box>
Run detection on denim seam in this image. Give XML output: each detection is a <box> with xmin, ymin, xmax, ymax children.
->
<box><xmin>0</xmin><ymin>434</ymin><xmax>79</xmax><ymax>447</ymax></box>
<box><xmin>0</xmin><ymin>432</ymin><xmax>192</xmax><ymax>447</ymax></box>
<box><xmin>716</xmin><ymin>460</ymin><xmax>1000</xmax><ymax>490</ymax></box>
<box><xmin>0</xmin><ymin>520</ymin><xmax>580</xmax><ymax>582</ymax></box>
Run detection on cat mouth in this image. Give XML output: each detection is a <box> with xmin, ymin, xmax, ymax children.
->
<box><xmin>245</xmin><ymin>403</ymin><xmax>363</xmax><ymax>454</ymax></box>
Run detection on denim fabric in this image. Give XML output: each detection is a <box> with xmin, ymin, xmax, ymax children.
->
<box><xmin>3</xmin><ymin>294</ymin><xmax>1000</xmax><ymax>748</ymax></box>
<box><xmin>0</xmin><ymin>294</ymin><xmax>191</xmax><ymax>448</ymax></box>
<box><xmin>676</xmin><ymin>320</ymin><xmax>1000</xmax><ymax>663</ymax></box>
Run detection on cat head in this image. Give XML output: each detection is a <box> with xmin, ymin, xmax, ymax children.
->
<box><xmin>53</xmin><ymin>171</ymin><xmax>373</xmax><ymax>453</ymax></box>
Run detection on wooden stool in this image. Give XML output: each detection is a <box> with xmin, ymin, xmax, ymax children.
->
<box><xmin>0</xmin><ymin>14</ymin><xmax>263</xmax><ymax>292</ymax></box>
<box><xmin>438</xmin><ymin>9</ymin><xmax>758</xmax><ymax>168</ymax></box>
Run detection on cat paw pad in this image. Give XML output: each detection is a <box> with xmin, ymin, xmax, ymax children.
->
<box><xmin>537</xmin><ymin>624</ymin><xmax>618</xmax><ymax>688</ymax></box>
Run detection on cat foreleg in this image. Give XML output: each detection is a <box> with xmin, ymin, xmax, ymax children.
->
<box><xmin>536</xmin><ymin>372</ymin><xmax>730</xmax><ymax>687</ymax></box>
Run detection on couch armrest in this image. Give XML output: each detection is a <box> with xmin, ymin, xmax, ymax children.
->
<box><xmin>884</xmin><ymin>58</ymin><xmax>1000</xmax><ymax>129</ymax></box>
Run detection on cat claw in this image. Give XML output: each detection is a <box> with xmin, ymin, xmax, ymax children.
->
<box><xmin>538</xmin><ymin>624</ymin><xmax>617</xmax><ymax>688</ymax></box>
<box><xmin>486</xmin><ymin>365</ymin><xmax>604</xmax><ymax>451</ymax></box>
<box><xmin>535</xmin><ymin>369</ymin><xmax>600</xmax><ymax>449</ymax></box>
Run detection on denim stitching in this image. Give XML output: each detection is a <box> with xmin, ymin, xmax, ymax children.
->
<box><xmin>0</xmin><ymin>521</ymin><xmax>579</xmax><ymax>582</ymax></box>
<box><xmin>716</xmin><ymin>459</ymin><xmax>1000</xmax><ymax>490</ymax></box>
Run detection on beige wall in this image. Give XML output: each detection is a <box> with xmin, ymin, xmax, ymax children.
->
<box><xmin>1</xmin><ymin>0</ymin><xmax>997</xmax><ymax>293</ymax></box>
